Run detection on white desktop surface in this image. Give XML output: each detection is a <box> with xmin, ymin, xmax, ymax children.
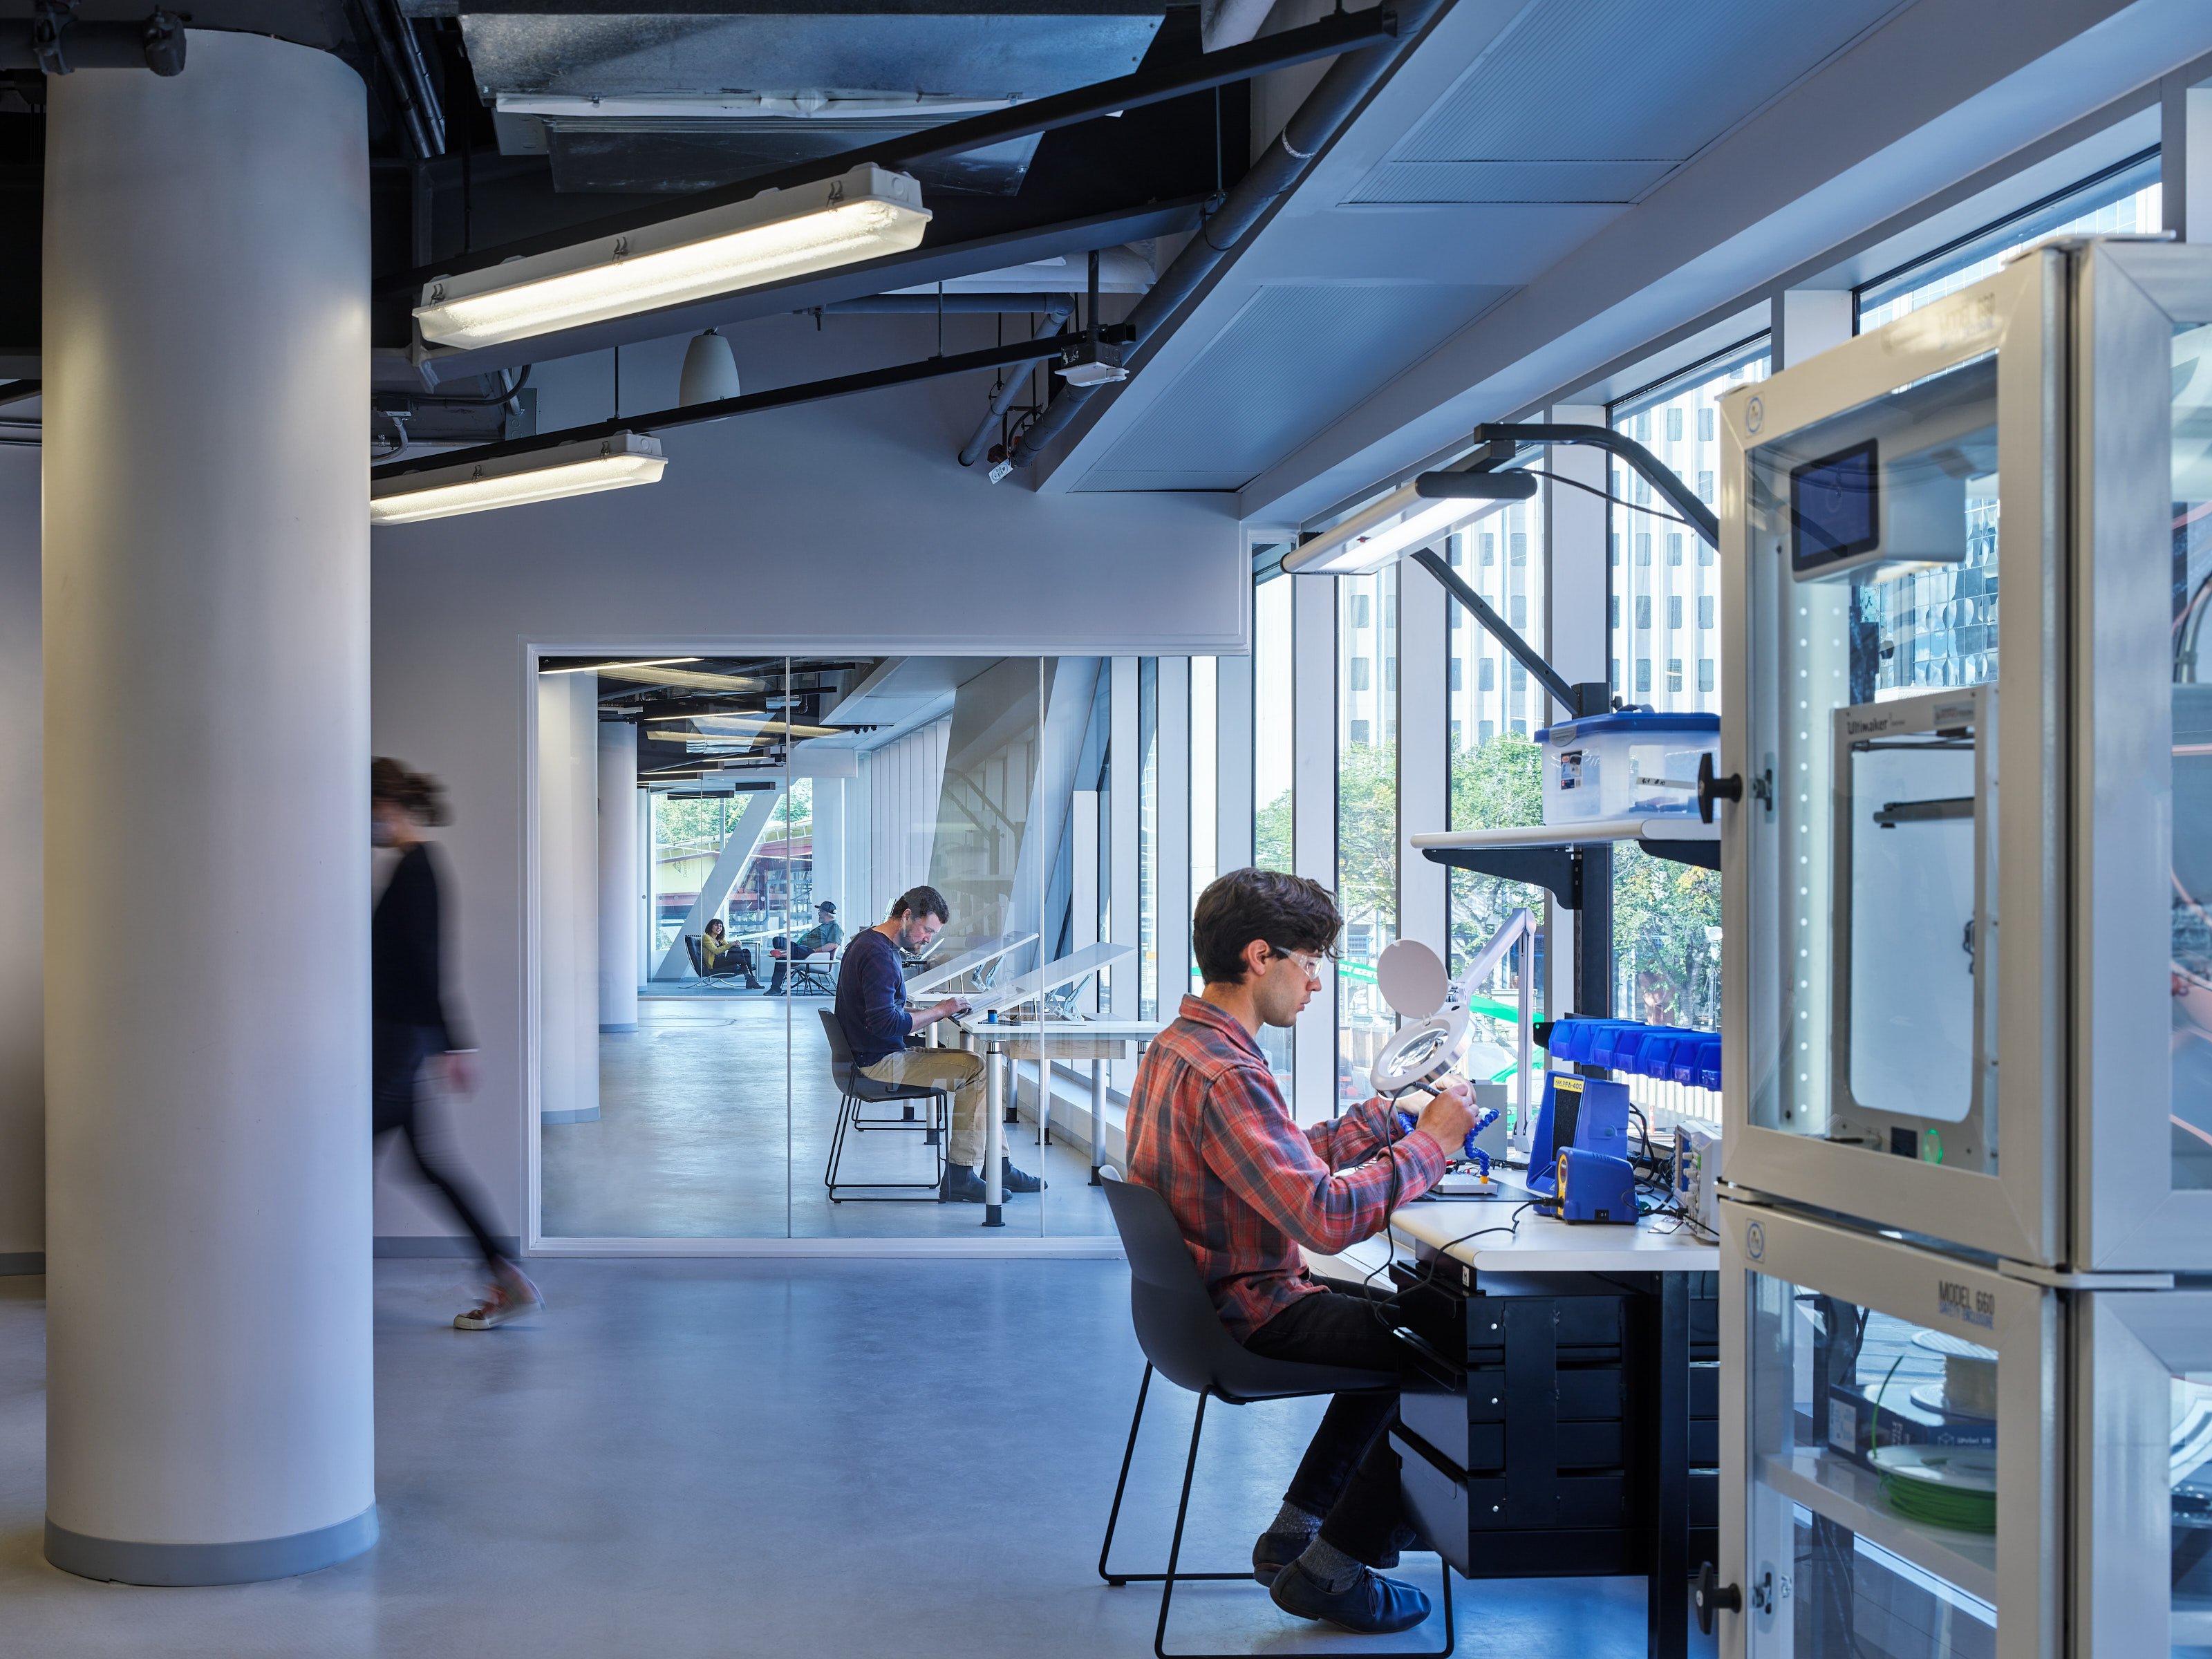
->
<box><xmin>1390</xmin><ymin>1197</ymin><xmax>1717</xmax><ymax>1273</ymax></box>
<box><xmin>955</xmin><ymin>1017</ymin><xmax>1166</xmax><ymax>1041</ymax></box>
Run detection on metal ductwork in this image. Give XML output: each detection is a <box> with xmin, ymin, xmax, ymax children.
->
<box><xmin>959</xmin><ymin>294</ymin><xmax>1076</xmax><ymax>466</ymax></box>
<box><xmin>461</xmin><ymin>2</ymin><xmax>1168</xmax><ymax>196</ymax></box>
<box><xmin>1008</xmin><ymin>0</ymin><xmax>1438</xmax><ymax>471</ymax></box>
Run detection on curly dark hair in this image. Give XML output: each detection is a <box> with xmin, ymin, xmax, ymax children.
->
<box><xmin>889</xmin><ymin>885</ymin><xmax>950</xmax><ymax>924</ymax></box>
<box><xmin>1191</xmin><ymin>868</ymin><xmax>1341</xmax><ymax>986</ymax></box>
<box><xmin>371</xmin><ymin>757</ymin><xmax>452</xmax><ymax>827</ymax></box>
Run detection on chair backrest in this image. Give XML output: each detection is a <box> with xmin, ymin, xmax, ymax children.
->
<box><xmin>684</xmin><ymin>935</ymin><xmax>705</xmax><ymax>974</ymax></box>
<box><xmin>1098</xmin><ymin>1169</ymin><xmax>1398</xmax><ymax>1404</ymax></box>
<box><xmin>816</xmin><ymin>1008</ymin><xmax>857</xmax><ymax>1090</ymax></box>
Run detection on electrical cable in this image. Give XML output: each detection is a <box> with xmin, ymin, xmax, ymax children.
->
<box><xmin>1523</xmin><ymin>466</ymin><xmax>1701</xmax><ymax>529</ymax></box>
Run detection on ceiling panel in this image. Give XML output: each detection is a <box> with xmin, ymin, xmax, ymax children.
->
<box><xmin>1348</xmin><ymin>159</ymin><xmax>1676</xmax><ymax>205</ymax></box>
<box><xmin>1352</xmin><ymin>0</ymin><xmax>1906</xmax><ymax>204</ymax></box>
<box><xmin>1086</xmin><ymin>280</ymin><xmax>1510</xmax><ymax>487</ymax></box>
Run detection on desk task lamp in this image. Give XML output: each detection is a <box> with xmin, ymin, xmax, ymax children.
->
<box><xmin>1370</xmin><ymin>912</ymin><xmax>1541</xmax><ymax>1182</ymax></box>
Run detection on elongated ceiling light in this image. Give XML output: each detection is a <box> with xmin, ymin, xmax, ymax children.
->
<box><xmin>413</xmin><ymin>165</ymin><xmax>932</xmax><ymax>350</ymax></box>
<box><xmin>371</xmin><ymin>433</ymin><xmax>667</xmax><ymax>525</ymax></box>
<box><xmin>1281</xmin><ymin>475</ymin><xmax>1529</xmax><ymax>576</ymax></box>
<box><xmin>541</xmin><ymin>657</ymin><xmax>700</xmax><ymax>675</ymax></box>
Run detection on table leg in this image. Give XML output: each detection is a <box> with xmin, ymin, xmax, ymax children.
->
<box><xmin>1647</xmin><ymin>1273</ymin><xmax>1689</xmax><ymax>1659</ymax></box>
<box><xmin>983</xmin><ymin>1040</ymin><xmax>1004</xmax><ymax>1228</ymax></box>
<box><xmin>1090</xmin><ymin>1060</ymin><xmax>1106</xmax><ymax>1185</ymax></box>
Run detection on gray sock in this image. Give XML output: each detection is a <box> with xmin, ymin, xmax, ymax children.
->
<box><xmin>1295</xmin><ymin>1537</ymin><xmax>1365</xmax><ymax>1594</ymax></box>
<box><xmin>1266</xmin><ymin>1500</ymin><xmax>1322</xmax><ymax>1542</ymax></box>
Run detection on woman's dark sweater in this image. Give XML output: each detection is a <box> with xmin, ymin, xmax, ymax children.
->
<box><xmin>373</xmin><ymin>842</ymin><xmax>469</xmax><ymax>1049</ymax></box>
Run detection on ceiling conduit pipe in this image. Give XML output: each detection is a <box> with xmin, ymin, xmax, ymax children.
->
<box><xmin>959</xmin><ymin>294</ymin><xmax>1076</xmax><ymax>467</ymax></box>
<box><xmin>1006</xmin><ymin>0</ymin><xmax>1441</xmax><ymax>471</ymax></box>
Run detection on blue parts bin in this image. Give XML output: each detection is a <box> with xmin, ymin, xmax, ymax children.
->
<box><xmin>1544</xmin><ymin>1016</ymin><xmax>1721</xmax><ymax>1091</ymax></box>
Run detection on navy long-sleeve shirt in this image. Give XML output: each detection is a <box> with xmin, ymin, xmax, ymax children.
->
<box><xmin>373</xmin><ymin>842</ymin><xmax>469</xmax><ymax>1049</ymax></box>
<box><xmin>835</xmin><ymin>927</ymin><xmax>912</xmax><ymax>1067</ymax></box>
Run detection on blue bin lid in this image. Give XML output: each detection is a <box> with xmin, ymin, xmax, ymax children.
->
<box><xmin>1696</xmin><ymin>1037</ymin><xmax>1723</xmax><ymax>1090</ymax></box>
<box><xmin>1633</xmin><ymin>1031</ymin><xmax>1680</xmax><ymax>1078</ymax></box>
<box><xmin>1535</xmin><ymin>709</ymin><xmax>1721</xmax><ymax>747</ymax></box>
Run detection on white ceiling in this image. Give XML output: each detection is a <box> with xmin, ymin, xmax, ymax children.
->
<box><xmin>1035</xmin><ymin>0</ymin><xmax>2212</xmax><ymax>524</ymax></box>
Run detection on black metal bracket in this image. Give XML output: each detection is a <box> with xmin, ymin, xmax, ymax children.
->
<box><xmin>1422</xmin><ymin>842</ymin><xmax>1613</xmax><ymax>1018</ymax></box>
<box><xmin>1411</xmin><ymin>548</ymin><xmax>1608</xmax><ymax>719</ymax></box>
<box><xmin>1469</xmin><ymin>422</ymin><xmax>1719</xmax><ymax>547</ymax></box>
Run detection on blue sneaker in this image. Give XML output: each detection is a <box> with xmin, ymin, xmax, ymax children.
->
<box><xmin>1268</xmin><ymin>1558</ymin><xmax>1431</xmax><ymax>1634</ymax></box>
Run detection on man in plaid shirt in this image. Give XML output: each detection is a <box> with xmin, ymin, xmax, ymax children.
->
<box><xmin>1126</xmin><ymin>868</ymin><xmax>1473</xmax><ymax>1636</ymax></box>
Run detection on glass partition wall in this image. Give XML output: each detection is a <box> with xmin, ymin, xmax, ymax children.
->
<box><xmin>532</xmin><ymin>652</ymin><xmax>1199</xmax><ymax>1244</ymax></box>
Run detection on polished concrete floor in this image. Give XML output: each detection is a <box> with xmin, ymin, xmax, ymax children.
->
<box><xmin>0</xmin><ymin>1259</ymin><xmax>1697</xmax><ymax>1658</ymax></box>
<box><xmin>545</xmin><ymin>994</ymin><xmax>1116</xmax><ymax>1239</ymax></box>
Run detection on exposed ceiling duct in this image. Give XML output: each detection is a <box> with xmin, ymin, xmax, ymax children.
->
<box><xmin>462</xmin><ymin>1</ymin><xmax>1168</xmax><ymax>196</ymax></box>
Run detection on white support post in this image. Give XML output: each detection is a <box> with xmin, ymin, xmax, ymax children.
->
<box><xmin>1293</xmin><ymin>574</ymin><xmax>1337</xmax><ymax>1125</ymax></box>
<box><xmin>1398</xmin><ymin>551</ymin><xmax>1448</xmax><ymax>966</ymax></box>
<box><xmin>1071</xmin><ymin>789</ymin><xmax>1100</xmax><ymax>1014</ymax></box>
<box><xmin>540</xmin><ymin>673</ymin><xmax>601</xmax><ymax>1125</ymax></box>
<box><xmin>1216</xmin><ymin>646</ymin><xmax>1255</xmax><ymax>874</ymax></box>
<box><xmin>2166</xmin><ymin>68</ymin><xmax>2212</xmax><ymax>243</ymax></box>
<box><xmin>597</xmin><ymin>720</ymin><xmax>638</xmax><ymax>1034</ymax></box>
<box><xmin>1157</xmin><ymin>657</ymin><xmax>1192</xmax><ymax>1016</ymax></box>
<box><xmin>1108</xmin><ymin>657</ymin><xmax>1140</xmax><ymax>1087</ymax></box>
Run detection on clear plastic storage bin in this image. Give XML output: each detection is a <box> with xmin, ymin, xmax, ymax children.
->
<box><xmin>1534</xmin><ymin>710</ymin><xmax>1720</xmax><ymax>824</ymax></box>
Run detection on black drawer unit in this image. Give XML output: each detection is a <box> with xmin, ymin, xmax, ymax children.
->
<box><xmin>1387</xmin><ymin>1262</ymin><xmax>1720</xmax><ymax>1597</ymax></box>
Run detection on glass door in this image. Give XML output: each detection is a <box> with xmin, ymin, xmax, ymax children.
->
<box><xmin>1718</xmin><ymin>251</ymin><xmax>2066</xmax><ymax>1267</ymax></box>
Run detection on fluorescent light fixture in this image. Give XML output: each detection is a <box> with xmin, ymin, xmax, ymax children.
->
<box><xmin>1280</xmin><ymin>475</ymin><xmax>1528</xmax><ymax>576</ymax></box>
<box><xmin>413</xmin><ymin>165</ymin><xmax>932</xmax><ymax>350</ymax></box>
<box><xmin>541</xmin><ymin>657</ymin><xmax>700</xmax><ymax>676</ymax></box>
<box><xmin>599</xmin><ymin>666</ymin><xmax>767</xmax><ymax>693</ymax></box>
<box><xmin>371</xmin><ymin>433</ymin><xmax>666</xmax><ymax>525</ymax></box>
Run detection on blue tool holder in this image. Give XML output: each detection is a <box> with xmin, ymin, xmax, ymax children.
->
<box><xmin>1544</xmin><ymin>1018</ymin><xmax>1720</xmax><ymax>1091</ymax></box>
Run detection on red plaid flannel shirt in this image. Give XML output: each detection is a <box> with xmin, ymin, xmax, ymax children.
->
<box><xmin>1125</xmin><ymin>995</ymin><xmax>1447</xmax><ymax>1340</ymax></box>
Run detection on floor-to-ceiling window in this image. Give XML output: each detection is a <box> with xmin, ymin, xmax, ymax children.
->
<box><xmin>1336</xmin><ymin>563</ymin><xmax>1397</xmax><ymax>1101</ymax></box>
<box><xmin>1189</xmin><ymin>655</ymin><xmax>1218</xmax><ymax>1002</ymax></box>
<box><xmin>1605</xmin><ymin>352</ymin><xmax>1761</xmax><ymax>1053</ymax></box>
<box><xmin>1442</xmin><ymin>501</ymin><xmax>1549</xmax><ymax>1101</ymax></box>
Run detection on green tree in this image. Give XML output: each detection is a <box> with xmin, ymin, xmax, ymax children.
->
<box><xmin>1613</xmin><ymin>844</ymin><xmax>1721</xmax><ymax>1029</ymax></box>
<box><xmin>1445</xmin><ymin>733</ymin><xmax>1544</xmax><ymax>990</ymax></box>
<box><xmin>1335</xmin><ymin>740</ymin><xmax>1396</xmax><ymax>951</ymax></box>
<box><xmin>1255</xmin><ymin>787</ymin><xmax>1293</xmax><ymax>874</ymax></box>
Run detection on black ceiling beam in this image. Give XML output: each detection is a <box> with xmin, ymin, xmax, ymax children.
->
<box><xmin>375</xmin><ymin>332</ymin><xmax>1068</xmax><ymax>481</ymax></box>
<box><xmin>412</xmin><ymin>194</ymin><xmax>1203</xmax><ymax>384</ymax></box>
<box><xmin>373</xmin><ymin>4</ymin><xmax>1394</xmax><ymax>299</ymax></box>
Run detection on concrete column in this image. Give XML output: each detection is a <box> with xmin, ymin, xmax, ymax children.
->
<box><xmin>540</xmin><ymin>673</ymin><xmax>601</xmax><ymax>1124</ymax></box>
<box><xmin>42</xmin><ymin>34</ymin><xmax>375</xmax><ymax>1584</ymax></box>
<box><xmin>1292</xmin><ymin>574</ymin><xmax>1337</xmax><ymax>1124</ymax></box>
<box><xmin>597</xmin><ymin>719</ymin><xmax>638</xmax><ymax>1033</ymax></box>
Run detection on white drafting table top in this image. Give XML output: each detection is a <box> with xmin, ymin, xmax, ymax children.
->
<box><xmin>954</xmin><ymin>1015</ymin><xmax>1167</xmax><ymax>1040</ymax></box>
<box><xmin>905</xmin><ymin>933</ymin><xmax>1038</xmax><ymax>995</ymax></box>
<box><xmin>965</xmin><ymin>941</ymin><xmax>1134</xmax><ymax>1013</ymax></box>
<box><xmin>1411</xmin><ymin>818</ymin><xmax>1718</xmax><ymax>851</ymax></box>
<box><xmin>1391</xmin><ymin>1198</ymin><xmax>1717</xmax><ymax>1273</ymax></box>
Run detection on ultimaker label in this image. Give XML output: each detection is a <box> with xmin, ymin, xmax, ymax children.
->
<box><xmin>1938</xmin><ymin>1279</ymin><xmax>1996</xmax><ymax>1330</ymax></box>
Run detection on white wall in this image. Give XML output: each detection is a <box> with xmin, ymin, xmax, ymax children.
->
<box><xmin>0</xmin><ymin>448</ymin><xmax>39</xmax><ymax>1268</ymax></box>
<box><xmin>371</xmin><ymin>312</ymin><xmax>1241</xmax><ymax>1244</ymax></box>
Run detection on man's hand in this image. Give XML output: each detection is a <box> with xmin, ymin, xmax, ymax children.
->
<box><xmin>1408</xmin><ymin>1074</ymin><xmax>1476</xmax><ymax>1153</ymax></box>
<box><xmin>924</xmin><ymin>997</ymin><xmax>970</xmax><ymax>1024</ymax></box>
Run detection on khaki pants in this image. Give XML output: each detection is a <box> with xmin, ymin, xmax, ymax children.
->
<box><xmin>860</xmin><ymin>1047</ymin><xmax>989</xmax><ymax>1170</ymax></box>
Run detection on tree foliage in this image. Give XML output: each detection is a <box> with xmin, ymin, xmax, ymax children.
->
<box><xmin>1613</xmin><ymin>843</ymin><xmax>1721</xmax><ymax>1029</ymax></box>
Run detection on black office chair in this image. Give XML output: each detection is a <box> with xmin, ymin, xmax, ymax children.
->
<box><xmin>818</xmin><ymin>1008</ymin><xmax>950</xmax><ymax>1201</ymax></box>
<box><xmin>1097</xmin><ymin>1169</ymin><xmax>1454</xmax><ymax>1659</ymax></box>
<box><xmin>684</xmin><ymin>933</ymin><xmax>753</xmax><ymax>990</ymax></box>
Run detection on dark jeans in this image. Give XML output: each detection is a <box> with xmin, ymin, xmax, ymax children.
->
<box><xmin>372</xmin><ymin>1021</ymin><xmax>506</xmax><ymax>1274</ymax></box>
<box><xmin>1243</xmin><ymin>1284</ymin><xmax>1412</xmax><ymax>1566</ymax></box>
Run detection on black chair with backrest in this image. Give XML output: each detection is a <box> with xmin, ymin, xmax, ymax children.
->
<box><xmin>818</xmin><ymin>1008</ymin><xmax>949</xmax><ymax>1201</ymax></box>
<box><xmin>1097</xmin><ymin>1168</ymin><xmax>1454</xmax><ymax>1659</ymax></box>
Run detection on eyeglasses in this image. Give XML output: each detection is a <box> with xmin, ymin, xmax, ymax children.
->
<box><xmin>1271</xmin><ymin>947</ymin><xmax>1329</xmax><ymax>982</ymax></box>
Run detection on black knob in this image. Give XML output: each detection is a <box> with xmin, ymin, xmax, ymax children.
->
<box><xmin>1694</xmin><ymin>1562</ymin><xmax>1742</xmax><ymax>1635</ymax></box>
<box><xmin>1697</xmin><ymin>752</ymin><xmax>1743</xmax><ymax>824</ymax></box>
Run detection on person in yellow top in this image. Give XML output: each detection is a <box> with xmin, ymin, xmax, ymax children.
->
<box><xmin>765</xmin><ymin>901</ymin><xmax>843</xmax><ymax>995</ymax></box>
<box><xmin>700</xmin><ymin>917</ymin><xmax>760</xmax><ymax>988</ymax></box>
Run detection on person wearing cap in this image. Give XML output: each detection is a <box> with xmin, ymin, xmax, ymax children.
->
<box><xmin>765</xmin><ymin>899</ymin><xmax>843</xmax><ymax>996</ymax></box>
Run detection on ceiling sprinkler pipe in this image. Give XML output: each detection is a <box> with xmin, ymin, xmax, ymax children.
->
<box><xmin>1007</xmin><ymin>0</ymin><xmax>1442</xmax><ymax>471</ymax></box>
<box><xmin>958</xmin><ymin>295</ymin><xmax>1076</xmax><ymax>467</ymax></box>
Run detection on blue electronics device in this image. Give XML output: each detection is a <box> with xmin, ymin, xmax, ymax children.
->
<box><xmin>1525</xmin><ymin>1074</ymin><xmax>1633</xmax><ymax>1201</ymax></box>
<box><xmin>1556</xmin><ymin>1147</ymin><xmax>1638</xmax><ymax>1224</ymax></box>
